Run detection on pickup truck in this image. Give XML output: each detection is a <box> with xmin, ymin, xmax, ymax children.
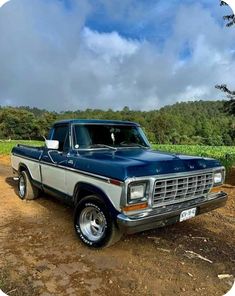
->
<box><xmin>11</xmin><ymin>119</ymin><xmax>228</xmax><ymax>248</ymax></box>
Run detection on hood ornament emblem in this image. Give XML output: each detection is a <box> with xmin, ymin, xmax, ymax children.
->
<box><xmin>174</xmin><ymin>167</ymin><xmax>180</xmax><ymax>171</ymax></box>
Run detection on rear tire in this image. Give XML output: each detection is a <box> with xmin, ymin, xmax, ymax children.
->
<box><xmin>18</xmin><ymin>170</ymin><xmax>39</xmax><ymax>200</ymax></box>
<box><xmin>74</xmin><ymin>195</ymin><xmax>122</xmax><ymax>248</ymax></box>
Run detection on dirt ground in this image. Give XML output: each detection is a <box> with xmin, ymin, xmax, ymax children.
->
<box><xmin>0</xmin><ymin>155</ymin><xmax>234</xmax><ymax>296</ymax></box>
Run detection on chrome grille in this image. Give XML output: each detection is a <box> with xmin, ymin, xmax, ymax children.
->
<box><xmin>153</xmin><ymin>173</ymin><xmax>213</xmax><ymax>207</ymax></box>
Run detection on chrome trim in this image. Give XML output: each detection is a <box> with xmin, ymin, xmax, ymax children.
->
<box><xmin>79</xmin><ymin>206</ymin><xmax>106</xmax><ymax>241</ymax></box>
<box><xmin>121</xmin><ymin>167</ymin><xmax>225</xmax><ymax>208</ymax></box>
<box><xmin>12</xmin><ymin>152</ymin><xmax>123</xmax><ymax>185</ymax></box>
<box><xmin>117</xmin><ymin>192</ymin><xmax>228</xmax><ymax>234</ymax></box>
<box><xmin>73</xmin><ymin>147</ymin><xmax>149</xmax><ymax>152</ymax></box>
<box><xmin>153</xmin><ymin>172</ymin><xmax>213</xmax><ymax>207</ymax></box>
<box><xmin>19</xmin><ymin>174</ymin><xmax>26</xmax><ymax>198</ymax></box>
<box><xmin>47</xmin><ymin>150</ymin><xmax>60</xmax><ymax>164</ymax></box>
<box><xmin>125</xmin><ymin>167</ymin><xmax>225</xmax><ymax>183</ymax></box>
<box><xmin>127</xmin><ymin>181</ymin><xmax>149</xmax><ymax>205</ymax></box>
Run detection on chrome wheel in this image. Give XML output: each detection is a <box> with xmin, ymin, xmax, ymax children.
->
<box><xmin>19</xmin><ymin>175</ymin><xmax>26</xmax><ymax>198</ymax></box>
<box><xmin>79</xmin><ymin>206</ymin><xmax>106</xmax><ymax>241</ymax></box>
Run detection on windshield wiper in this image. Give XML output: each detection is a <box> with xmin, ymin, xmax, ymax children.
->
<box><xmin>89</xmin><ymin>144</ymin><xmax>117</xmax><ymax>151</ymax></box>
<box><xmin>119</xmin><ymin>143</ymin><xmax>149</xmax><ymax>149</ymax></box>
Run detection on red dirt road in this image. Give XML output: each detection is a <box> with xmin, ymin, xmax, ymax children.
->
<box><xmin>0</xmin><ymin>156</ymin><xmax>234</xmax><ymax>296</ymax></box>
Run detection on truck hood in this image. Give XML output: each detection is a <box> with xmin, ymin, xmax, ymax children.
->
<box><xmin>74</xmin><ymin>149</ymin><xmax>221</xmax><ymax>181</ymax></box>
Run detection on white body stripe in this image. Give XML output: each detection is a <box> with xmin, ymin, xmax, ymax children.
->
<box><xmin>41</xmin><ymin>163</ymin><xmax>66</xmax><ymax>194</ymax></box>
<box><xmin>65</xmin><ymin>167</ymin><xmax>122</xmax><ymax>210</ymax></box>
<box><xmin>11</xmin><ymin>154</ymin><xmax>123</xmax><ymax>211</ymax></box>
<box><xmin>11</xmin><ymin>154</ymin><xmax>41</xmax><ymax>182</ymax></box>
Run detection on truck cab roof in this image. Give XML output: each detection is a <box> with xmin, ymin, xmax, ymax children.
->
<box><xmin>53</xmin><ymin>119</ymin><xmax>140</xmax><ymax>126</ymax></box>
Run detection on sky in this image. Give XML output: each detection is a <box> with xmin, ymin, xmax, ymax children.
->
<box><xmin>0</xmin><ymin>0</ymin><xmax>234</xmax><ymax>111</ymax></box>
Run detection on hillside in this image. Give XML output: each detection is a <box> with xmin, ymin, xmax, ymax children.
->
<box><xmin>0</xmin><ymin>100</ymin><xmax>234</xmax><ymax>145</ymax></box>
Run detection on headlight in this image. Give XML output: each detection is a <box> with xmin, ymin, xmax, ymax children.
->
<box><xmin>213</xmin><ymin>170</ymin><xmax>225</xmax><ymax>186</ymax></box>
<box><xmin>130</xmin><ymin>184</ymin><xmax>146</xmax><ymax>199</ymax></box>
<box><xmin>128</xmin><ymin>181</ymin><xmax>148</xmax><ymax>203</ymax></box>
<box><xmin>213</xmin><ymin>172</ymin><xmax>223</xmax><ymax>185</ymax></box>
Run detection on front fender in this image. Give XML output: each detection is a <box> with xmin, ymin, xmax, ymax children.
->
<box><xmin>73</xmin><ymin>182</ymin><xmax>120</xmax><ymax>219</ymax></box>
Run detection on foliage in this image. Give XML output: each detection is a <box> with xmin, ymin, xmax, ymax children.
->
<box><xmin>0</xmin><ymin>100</ymin><xmax>234</xmax><ymax>146</ymax></box>
<box><xmin>1</xmin><ymin>140</ymin><xmax>234</xmax><ymax>170</ymax></box>
<box><xmin>220</xmin><ymin>1</ymin><xmax>235</xmax><ymax>27</ymax></box>
<box><xmin>216</xmin><ymin>2</ymin><xmax>235</xmax><ymax>114</ymax></box>
<box><xmin>0</xmin><ymin>109</ymin><xmax>37</xmax><ymax>139</ymax></box>
<box><xmin>215</xmin><ymin>84</ymin><xmax>235</xmax><ymax>115</ymax></box>
<box><xmin>153</xmin><ymin>144</ymin><xmax>235</xmax><ymax>170</ymax></box>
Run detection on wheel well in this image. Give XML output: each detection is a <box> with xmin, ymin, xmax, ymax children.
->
<box><xmin>18</xmin><ymin>164</ymin><xmax>32</xmax><ymax>181</ymax></box>
<box><xmin>18</xmin><ymin>163</ymin><xmax>28</xmax><ymax>173</ymax></box>
<box><xmin>76</xmin><ymin>187</ymin><xmax>94</xmax><ymax>201</ymax></box>
<box><xmin>73</xmin><ymin>182</ymin><xmax>119</xmax><ymax>218</ymax></box>
<box><xmin>74</xmin><ymin>183</ymin><xmax>106</xmax><ymax>205</ymax></box>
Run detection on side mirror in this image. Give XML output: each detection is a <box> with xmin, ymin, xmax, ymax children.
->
<box><xmin>45</xmin><ymin>140</ymin><xmax>59</xmax><ymax>150</ymax></box>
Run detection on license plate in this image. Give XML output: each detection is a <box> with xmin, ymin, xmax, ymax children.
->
<box><xmin>180</xmin><ymin>208</ymin><xmax>197</xmax><ymax>222</ymax></box>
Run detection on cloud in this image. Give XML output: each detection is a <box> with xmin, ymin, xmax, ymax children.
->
<box><xmin>82</xmin><ymin>28</ymin><xmax>140</xmax><ymax>61</ymax></box>
<box><xmin>0</xmin><ymin>0</ymin><xmax>234</xmax><ymax>111</ymax></box>
<box><xmin>0</xmin><ymin>0</ymin><xmax>10</xmax><ymax>8</ymax></box>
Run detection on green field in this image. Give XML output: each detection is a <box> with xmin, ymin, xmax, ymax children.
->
<box><xmin>0</xmin><ymin>140</ymin><xmax>43</xmax><ymax>155</ymax></box>
<box><xmin>0</xmin><ymin>141</ymin><xmax>234</xmax><ymax>170</ymax></box>
<box><xmin>153</xmin><ymin>144</ymin><xmax>235</xmax><ymax>170</ymax></box>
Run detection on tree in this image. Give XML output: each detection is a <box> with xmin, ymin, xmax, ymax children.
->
<box><xmin>0</xmin><ymin>101</ymin><xmax>233</xmax><ymax>145</ymax></box>
<box><xmin>215</xmin><ymin>2</ymin><xmax>235</xmax><ymax>114</ymax></box>
<box><xmin>0</xmin><ymin>108</ymin><xmax>37</xmax><ymax>139</ymax></box>
<box><xmin>220</xmin><ymin>1</ymin><xmax>235</xmax><ymax>27</ymax></box>
<box><xmin>35</xmin><ymin>112</ymin><xmax>57</xmax><ymax>138</ymax></box>
<box><xmin>215</xmin><ymin>84</ymin><xmax>235</xmax><ymax>115</ymax></box>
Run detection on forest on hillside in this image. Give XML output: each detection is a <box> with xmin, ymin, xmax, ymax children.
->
<box><xmin>0</xmin><ymin>100</ymin><xmax>234</xmax><ymax>146</ymax></box>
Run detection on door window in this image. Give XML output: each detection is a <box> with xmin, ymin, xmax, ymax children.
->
<box><xmin>52</xmin><ymin>125</ymin><xmax>69</xmax><ymax>151</ymax></box>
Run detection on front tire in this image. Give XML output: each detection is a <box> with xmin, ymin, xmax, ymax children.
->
<box><xmin>74</xmin><ymin>195</ymin><xmax>122</xmax><ymax>248</ymax></box>
<box><xmin>18</xmin><ymin>170</ymin><xmax>39</xmax><ymax>200</ymax></box>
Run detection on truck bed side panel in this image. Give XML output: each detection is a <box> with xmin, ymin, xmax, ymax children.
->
<box><xmin>11</xmin><ymin>146</ymin><xmax>43</xmax><ymax>183</ymax></box>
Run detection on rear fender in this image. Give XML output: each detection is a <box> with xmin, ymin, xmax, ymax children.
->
<box><xmin>18</xmin><ymin>162</ymin><xmax>42</xmax><ymax>190</ymax></box>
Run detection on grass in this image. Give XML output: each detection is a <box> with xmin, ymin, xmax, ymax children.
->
<box><xmin>153</xmin><ymin>144</ymin><xmax>235</xmax><ymax>170</ymax></box>
<box><xmin>0</xmin><ymin>140</ymin><xmax>43</xmax><ymax>155</ymax></box>
<box><xmin>0</xmin><ymin>140</ymin><xmax>234</xmax><ymax>169</ymax></box>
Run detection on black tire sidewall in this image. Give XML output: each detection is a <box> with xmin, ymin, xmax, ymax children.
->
<box><xmin>74</xmin><ymin>197</ymin><xmax>113</xmax><ymax>248</ymax></box>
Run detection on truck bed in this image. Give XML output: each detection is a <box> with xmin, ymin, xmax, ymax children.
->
<box><xmin>12</xmin><ymin>144</ymin><xmax>44</xmax><ymax>161</ymax></box>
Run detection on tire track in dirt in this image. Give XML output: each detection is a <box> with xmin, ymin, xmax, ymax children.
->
<box><xmin>0</xmin><ymin>158</ymin><xmax>234</xmax><ymax>296</ymax></box>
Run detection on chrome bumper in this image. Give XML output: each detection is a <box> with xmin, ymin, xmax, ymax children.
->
<box><xmin>117</xmin><ymin>192</ymin><xmax>228</xmax><ymax>234</ymax></box>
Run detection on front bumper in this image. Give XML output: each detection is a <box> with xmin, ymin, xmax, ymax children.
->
<box><xmin>117</xmin><ymin>192</ymin><xmax>228</xmax><ymax>234</ymax></box>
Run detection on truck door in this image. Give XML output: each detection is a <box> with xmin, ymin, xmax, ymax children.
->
<box><xmin>40</xmin><ymin>124</ymin><xmax>70</xmax><ymax>196</ymax></box>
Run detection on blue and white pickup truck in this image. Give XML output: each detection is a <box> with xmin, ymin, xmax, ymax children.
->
<box><xmin>11</xmin><ymin>119</ymin><xmax>227</xmax><ymax>248</ymax></box>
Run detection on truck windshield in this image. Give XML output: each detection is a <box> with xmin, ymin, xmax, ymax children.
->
<box><xmin>72</xmin><ymin>124</ymin><xmax>150</xmax><ymax>149</ymax></box>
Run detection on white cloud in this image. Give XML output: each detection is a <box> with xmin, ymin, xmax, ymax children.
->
<box><xmin>0</xmin><ymin>0</ymin><xmax>10</xmax><ymax>8</ymax></box>
<box><xmin>0</xmin><ymin>0</ymin><xmax>234</xmax><ymax>111</ymax></box>
<box><xmin>82</xmin><ymin>27</ymin><xmax>140</xmax><ymax>62</ymax></box>
<box><xmin>224</xmin><ymin>0</ymin><xmax>235</xmax><ymax>15</ymax></box>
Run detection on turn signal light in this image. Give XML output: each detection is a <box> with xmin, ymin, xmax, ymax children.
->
<box><xmin>210</xmin><ymin>186</ymin><xmax>222</xmax><ymax>193</ymax></box>
<box><xmin>122</xmin><ymin>202</ymin><xmax>148</xmax><ymax>212</ymax></box>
